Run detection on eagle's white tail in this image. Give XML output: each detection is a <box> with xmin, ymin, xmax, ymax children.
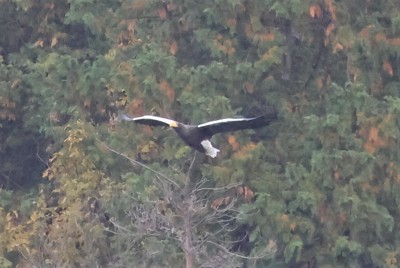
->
<box><xmin>201</xmin><ymin>140</ymin><xmax>220</xmax><ymax>158</ymax></box>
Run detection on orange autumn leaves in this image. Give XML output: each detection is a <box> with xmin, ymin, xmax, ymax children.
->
<box><xmin>278</xmin><ymin>213</ymin><xmax>298</xmax><ymax>232</ymax></box>
<box><xmin>213</xmin><ymin>34</ymin><xmax>235</xmax><ymax>56</ymax></box>
<box><xmin>0</xmin><ymin>96</ymin><xmax>17</xmax><ymax>121</ymax></box>
<box><xmin>211</xmin><ymin>185</ymin><xmax>255</xmax><ymax>210</ymax></box>
<box><xmin>382</xmin><ymin>61</ymin><xmax>394</xmax><ymax>77</ymax></box>
<box><xmin>358</xmin><ymin>25</ymin><xmax>400</xmax><ymax>51</ymax></box>
<box><xmin>227</xmin><ymin>135</ymin><xmax>240</xmax><ymax>151</ymax></box>
<box><xmin>227</xmin><ymin>134</ymin><xmax>259</xmax><ymax>159</ymax></box>
<box><xmin>359</xmin><ymin>125</ymin><xmax>389</xmax><ymax>154</ymax></box>
<box><xmin>124</xmin><ymin>80</ymin><xmax>175</xmax><ymax>114</ymax></box>
<box><xmin>358</xmin><ymin>27</ymin><xmax>398</xmax><ymax>76</ymax></box>
<box><xmin>309</xmin><ymin>0</ymin><xmax>336</xmax><ymax>21</ymax></box>
<box><xmin>159</xmin><ymin>80</ymin><xmax>175</xmax><ymax>102</ymax></box>
<box><xmin>358</xmin><ymin>116</ymin><xmax>393</xmax><ymax>154</ymax></box>
<box><xmin>169</xmin><ymin>41</ymin><xmax>178</xmax><ymax>55</ymax></box>
<box><xmin>309</xmin><ymin>1</ymin><xmax>337</xmax><ymax>44</ymax></box>
<box><xmin>309</xmin><ymin>4</ymin><xmax>322</xmax><ymax>19</ymax></box>
<box><xmin>124</xmin><ymin>80</ymin><xmax>176</xmax><ymax>115</ymax></box>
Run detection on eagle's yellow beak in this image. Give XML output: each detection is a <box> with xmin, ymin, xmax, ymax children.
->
<box><xmin>169</xmin><ymin>121</ymin><xmax>178</xmax><ymax>128</ymax></box>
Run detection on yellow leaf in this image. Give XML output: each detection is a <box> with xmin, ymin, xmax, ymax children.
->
<box><xmin>141</xmin><ymin>144</ymin><xmax>150</xmax><ymax>153</ymax></box>
<box><xmin>29</xmin><ymin>212</ymin><xmax>39</xmax><ymax>223</ymax></box>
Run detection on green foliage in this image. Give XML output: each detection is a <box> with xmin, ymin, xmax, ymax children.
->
<box><xmin>0</xmin><ymin>190</ymin><xmax>13</xmax><ymax>210</ymax></box>
<box><xmin>2</xmin><ymin>0</ymin><xmax>400</xmax><ymax>266</ymax></box>
<box><xmin>0</xmin><ymin>256</ymin><xmax>12</xmax><ymax>268</ymax></box>
<box><xmin>284</xmin><ymin>235</ymin><xmax>303</xmax><ymax>263</ymax></box>
<box><xmin>333</xmin><ymin>236</ymin><xmax>363</xmax><ymax>264</ymax></box>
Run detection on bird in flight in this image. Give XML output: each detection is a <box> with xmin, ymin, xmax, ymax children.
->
<box><xmin>118</xmin><ymin>109</ymin><xmax>277</xmax><ymax>158</ymax></box>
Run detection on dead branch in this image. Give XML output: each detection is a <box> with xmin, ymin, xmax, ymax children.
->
<box><xmin>105</xmin><ymin>145</ymin><xmax>275</xmax><ymax>267</ymax></box>
<box><xmin>105</xmin><ymin>144</ymin><xmax>181</xmax><ymax>188</ymax></box>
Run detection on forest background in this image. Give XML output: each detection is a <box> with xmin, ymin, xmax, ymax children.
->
<box><xmin>1</xmin><ymin>0</ymin><xmax>400</xmax><ymax>267</ymax></box>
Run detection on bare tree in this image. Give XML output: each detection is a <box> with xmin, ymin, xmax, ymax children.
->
<box><xmin>106</xmin><ymin>146</ymin><xmax>276</xmax><ymax>267</ymax></box>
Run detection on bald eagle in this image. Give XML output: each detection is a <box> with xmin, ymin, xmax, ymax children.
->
<box><xmin>118</xmin><ymin>110</ymin><xmax>277</xmax><ymax>157</ymax></box>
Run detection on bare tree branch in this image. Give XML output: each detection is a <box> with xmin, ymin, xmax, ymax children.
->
<box><xmin>104</xmin><ymin>144</ymin><xmax>181</xmax><ymax>188</ymax></box>
<box><xmin>104</xmin><ymin>145</ymin><xmax>275</xmax><ymax>267</ymax></box>
<box><xmin>205</xmin><ymin>240</ymin><xmax>276</xmax><ymax>260</ymax></box>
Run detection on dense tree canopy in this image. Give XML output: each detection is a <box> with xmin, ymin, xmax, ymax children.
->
<box><xmin>1</xmin><ymin>0</ymin><xmax>400</xmax><ymax>267</ymax></box>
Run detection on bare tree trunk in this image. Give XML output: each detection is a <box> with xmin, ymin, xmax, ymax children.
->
<box><xmin>183</xmin><ymin>209</ymin><xmax>194</xmax><ymax>268</ymax></box>
<box><xmin>182</xmin><ymin>151</ymin><xmax>201</xmax><ymax>268</ymax></box>
<box><xmin>107</xmin><ymin>145</ymin><xmax>276</xmax><ymax>267</ymax></box>
<box><xmin>184</xmin><ymin>151</ymin><xmax>203</xmax><ymax>195</ymax></box>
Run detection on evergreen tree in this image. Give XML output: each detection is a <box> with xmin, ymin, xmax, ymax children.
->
<box><xmin>1</xmin><ymin>0</ymin><xmax>400</xmax><ymax>267</ymax></box>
